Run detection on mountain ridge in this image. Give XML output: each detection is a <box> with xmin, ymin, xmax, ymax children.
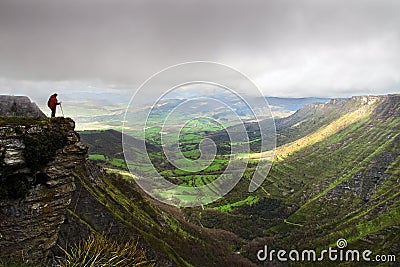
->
<box><xmin>198</xmin><ymin>94</ymin><xmax>400</xmax><ymax>265</ymax></box>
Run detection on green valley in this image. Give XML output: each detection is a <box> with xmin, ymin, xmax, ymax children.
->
<box><xmin>71</xmin><ymin>94</ymin><xmax>400</xmax><ymax>266</ymax></box>
<box><xmin>1</xmin><ymin>94</ymin><xmax>396</xmax><ymax>266</ymax></box>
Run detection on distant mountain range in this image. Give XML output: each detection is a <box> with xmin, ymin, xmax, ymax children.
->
<box><xmin>69</xmin><ymin>96</ymin><xmax>329</xmax><ymax>130</ymax></box>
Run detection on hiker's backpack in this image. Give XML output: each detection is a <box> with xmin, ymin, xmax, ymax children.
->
<box><xmin>47</xmin><ymin>96</ymin><xmax>52</xmax><ymax>108</ymax></box>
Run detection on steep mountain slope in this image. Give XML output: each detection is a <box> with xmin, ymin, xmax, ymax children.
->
<box><xmin>209</xmin><ymin>97</ymin><xmax>349</xmax><ymax>152</ymax></box>
<box><xmin>197</xmin><ymin>95</ymin><xmax>399</xmax><ymax>265</ymax></box>
<box><xmin>270</xmin><ymin>95</ymin><xmax>400</xmax><ymax>254</ymax></box>
<box><xmin>274</xmin><ymin>97</ymin><xmax>365</xmax><ymax>146</ymax></box>
<box><xmin>55</xmin><ymin>160</ymin><xmax>253</xmax><ymax>266</ymax></box>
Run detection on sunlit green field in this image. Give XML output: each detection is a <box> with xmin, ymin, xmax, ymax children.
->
<box><xmin>86</xmin><ymin>110</ymin><xmax>266</xmax><ymax>209</ymax></box>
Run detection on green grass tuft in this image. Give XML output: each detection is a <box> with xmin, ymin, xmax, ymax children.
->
<box><xmin>57</xmin><ymin>234</ymin><xmax>154</xmax><ymax>267</ymax></box>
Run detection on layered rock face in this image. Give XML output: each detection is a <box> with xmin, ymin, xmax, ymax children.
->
<box><xmin>0</xmin><ymin>118</ymin><xmax>87</xmax><ymax>262</ymax></box>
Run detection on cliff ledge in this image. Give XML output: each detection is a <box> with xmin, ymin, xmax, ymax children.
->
<box><xmin>0</xmin><ymin>117</ymin><xmax>87</xmax><ymax>263</ymax></box>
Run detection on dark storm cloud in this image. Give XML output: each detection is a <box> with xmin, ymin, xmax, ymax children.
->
<box><xmin>0</xmin><ymin>0</ymin><xmax>399</xmax><ymax>97</ymax></box>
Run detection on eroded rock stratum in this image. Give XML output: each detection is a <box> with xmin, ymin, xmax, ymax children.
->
<box><xmin>0</xmin><ymin>117</ymin><xmax>87</xmax><ymax>262</ymax></box>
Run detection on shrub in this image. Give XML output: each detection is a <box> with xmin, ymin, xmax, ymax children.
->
<box><xmin>57</xmin><ymin>235</ymin><xmax>154</xmax><ymax>267</ymax></box>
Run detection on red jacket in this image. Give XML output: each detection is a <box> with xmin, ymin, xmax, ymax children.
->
<box><xmin>48</xmin><ymin>95</ymin><xmax>58</xmax><ymax>110</ymax></box>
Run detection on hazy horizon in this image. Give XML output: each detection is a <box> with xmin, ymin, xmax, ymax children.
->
<box><xmin>0</xmin><ymin>90</ymin><xmax>396</xmax><ymax>118</ymax></box>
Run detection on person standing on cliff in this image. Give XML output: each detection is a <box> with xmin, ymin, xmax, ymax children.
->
<box><xmin>47</xmin><ymin>93</ymin><xmax>61</xmax><ymax>117</ymax></box>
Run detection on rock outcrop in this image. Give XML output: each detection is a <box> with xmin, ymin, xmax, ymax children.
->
<box><xmin>0</xmin><ymin>95</ymin><xmax>45</xmax><ymax>117</ymax></box>
<box><xmin>0</xmin><ymin>117</ymin><xmax>87</xmax><ymax>263</ymax></box>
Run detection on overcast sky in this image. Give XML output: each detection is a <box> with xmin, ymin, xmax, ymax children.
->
<box><xmin>0</xmin><ymin>0</ymin><xmax>399</xmax><ymax>104</ymax></box>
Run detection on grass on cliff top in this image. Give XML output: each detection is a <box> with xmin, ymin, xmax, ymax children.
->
<box><xmin>0</xmin><ymin>117</ymin><xmax>72</xmax><ymax>126</ymax></box>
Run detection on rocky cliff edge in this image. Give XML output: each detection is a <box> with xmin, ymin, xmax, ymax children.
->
<box><xmin>0</xmin><ymin>117</ymin><xmax>87</xmax><ymax>263</ymax></box>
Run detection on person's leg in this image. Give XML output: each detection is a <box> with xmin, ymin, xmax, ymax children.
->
<box><xmin>51</xmin><ymin>109</ymin><xmax>56</xmax><ymax>117</ymax></box>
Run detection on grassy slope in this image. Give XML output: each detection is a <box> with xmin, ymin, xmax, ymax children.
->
<box><xmin>209</xmin><ymin>98</ymin><xmax>361</xmax><ymax>153</ymax></box>
<box><xmin>193</xmin><ymin>95</ymin><xmax>399</xmax><ymax>266</ymax></box>
<box><xmin>258</xmin><ymin>95</ymin><xmax>400</xmax><ymax>260</ymax></box>
<box><xmin>274</xmin><ymin>98</ymin><xmax>362</xmax><ymax>146</ymax></box>
<box><xmin>275</xmin><ymin>105</ymin><xmax>372</xmax><ymax>158</ymax></box>
<box><xmin>69</xmin><ymin>161</ymin><xmax>254</xmax><ymax>267</ymax></box>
